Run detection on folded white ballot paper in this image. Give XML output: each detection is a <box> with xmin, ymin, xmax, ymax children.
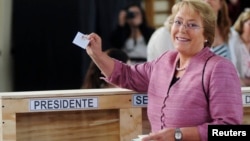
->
<box><xmin>72</xmin><ymin>31</ymin><xmax>90</xmax><ymax>49</ymax></box>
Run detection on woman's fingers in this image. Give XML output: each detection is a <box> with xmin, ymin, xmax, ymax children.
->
<box><xmin>85</xmin><ymin>33</ymin><xmax>103</xmax><ymax>57</ymax></box>
<box><xmin>87</xmin><ymin>33</ymin><xmax>101</xmax><ymax>47</ymax></box>
<box><xmin>142</xmin><ymin>133</ymin><xmax>157</xmax><ymax>141</ymax></box>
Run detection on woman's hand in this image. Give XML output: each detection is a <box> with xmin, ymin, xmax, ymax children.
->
<box><xmin>142</xmin><ymin>128</ymin><xmax>175</xmax><ymax>141</ymax></box>
<box><xmin>118</xmin><ymin>10</ymin><xmax>127</xmax><ymax>26</ymax></box>
<box><xmin>86</xmin><ymin>33</ymin><xmax>103</xmax><ymax>58</ymax></box>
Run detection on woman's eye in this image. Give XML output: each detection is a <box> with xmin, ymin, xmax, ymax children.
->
<box><xmin>188</xmin><ymin>23</ymin><xmax>200</xmax><ymax>29</ymax></box>
<box><xmin>174</xmin><ymin>20</ymin><xmax>182</xmax><ymax>25</ymax></box>
<box><xmin>188</xmin><ymin>24</ymin><xmax>197</xmax><ymax>27</ymax></box>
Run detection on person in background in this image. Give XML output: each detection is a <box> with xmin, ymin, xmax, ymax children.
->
<box><xmin>147</xmin><ymin>17</ymin><xmax>175</xmax><ymax>61</ymax></box>
<box><xmin>110</xmin><ymin>2</ymin><xmax>155</xmax><ymax>64</ymax></box>
<box><xmin>82</xmin><ymin>48</ymin><xmax>129</xmax><ymax>89</ymax></box>
<box><xmin>203</xmin><ymin>0</ymin><xmax>232</xmax><ymax>60</ymax></box>
<box><xmin>226</xmin><ymin>0</ymin><xmax>241</xmax><ymax>24</ymax></box>
<box><xmin>228</xmin><ymin>8</ymin><xmax>250</xmax><ymax>86</ymax></box>
<box><xmin>85</xmin><ymin>1</ymin><xmax>243</xmax><ymax>141</ymax></box>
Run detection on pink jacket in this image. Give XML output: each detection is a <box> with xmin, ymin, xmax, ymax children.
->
<box><xmin>106</xmin><ymin>47</ymin><xmax>243</xmax><ymax>141</ymax></box>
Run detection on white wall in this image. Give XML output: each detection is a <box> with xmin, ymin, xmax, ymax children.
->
<box><xmin>0</xmin><ymin>0</ymin><xmax>12</xmax><ymax>92</ymax></box>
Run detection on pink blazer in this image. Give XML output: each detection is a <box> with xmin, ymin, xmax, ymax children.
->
<box><xmin>106</xmin><ymin>47</ymin><xmax>243</xmax><ymax>141</ymax></box>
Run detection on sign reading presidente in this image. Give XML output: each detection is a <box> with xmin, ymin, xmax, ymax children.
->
<box><xmin>30</xmin><ymin>97</ymin><xmax>98</xmax><ymax>111</ymax></box>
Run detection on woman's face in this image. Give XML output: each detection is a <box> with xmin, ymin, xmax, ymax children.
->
<box><xmin>242</xmin><ymin>19</ymin><xmax>250</xmax><ymax>36</ymax></box>
<box><xmin>171</xmin><ymin>6</ymin><xmax>206</xmax><ymax>56</ymax></box>
<box><xmin>127</xmin><ymin>6</ymin><xmax>142</xmax><ymax>27</ymax></box>
<box><xmin>203</xmin><ymin>0</ymin><xmax>222</xmax><ymax>14</ymax></box>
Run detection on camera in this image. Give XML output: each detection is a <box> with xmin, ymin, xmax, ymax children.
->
<box><xmin>126</xmin><ymin>11</ymin><xmax>135</xmax><ymax>19</ymax></box>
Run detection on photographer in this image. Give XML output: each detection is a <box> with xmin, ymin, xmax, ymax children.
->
<box><xmin>110</xmin><ymin>2</ymin><xmax>155</xmax><ymax>64</ymax></box>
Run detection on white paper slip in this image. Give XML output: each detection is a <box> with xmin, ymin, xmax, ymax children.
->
<box><xmin>72</xmin><ymin>32</ymin><xmax>90</xmax><ymax>49</ymax></box>
<box><xmin>131</xmin><ymin>138</ymin><xmax>141</xmax><ymax>141</ymax></box>
<box><xmin>138</xmin><ymin>135</ymin><xmax>148</xmax><ymax>139</ymax></box>
<box><xmin>131</xmin><ymin>134</ymin><xmax>149</xmax><ymax>141</ymax></box>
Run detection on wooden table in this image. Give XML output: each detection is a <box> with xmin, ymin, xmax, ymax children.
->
<box><xmin>1</xmin><ymin>87</ymin><xmax>250</xmax><ymax>141</ymax></box>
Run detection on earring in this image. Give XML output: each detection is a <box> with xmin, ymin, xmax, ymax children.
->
<box><xmin>205</xmin><ymin>40</ymin><xmax>208</xmax><ymax>43</ymax></box>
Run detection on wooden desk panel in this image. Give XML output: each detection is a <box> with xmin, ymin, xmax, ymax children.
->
<box><xmin>1</xmin><ymin>87</ymin><xmax>250</xmax><ymax>141</ymax></box>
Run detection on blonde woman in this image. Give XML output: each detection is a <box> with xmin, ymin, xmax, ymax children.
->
<box><xmin>229</xmin><ymin>9</ymin><xmax>250</xmax><ymax>86</ymax></box>
<box><xmin>86</xmin><ymin>1</ymin><xmax>242</xmax><ymax>141</ymax></box>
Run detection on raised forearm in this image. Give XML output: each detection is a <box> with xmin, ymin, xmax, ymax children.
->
<box><xmin>86</xmin><ymin>33</ymin><xmax>115</xmax><ymax>78</ymax></box>
<box><xmin>90</xmin><ymin>52</ymin><xmax>115</xmax><ymax>78</ymax></box>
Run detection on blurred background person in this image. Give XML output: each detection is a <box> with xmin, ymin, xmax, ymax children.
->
<box><xmin>226</xmin><ymin>0</ymin><xmax>241</xmax><ymax>24</ymax></box>
<box><xmin>82</xmin><ymin>48</ymin><xmax>129</xmax><ymax>89</ymax></box>
<box><xmin>203</xmin><ymin>0</ymin><xmax>232</xmax><ymax>60</ymax></box>
<box><xmin>229</xmin><ymin>8</ymin><xmax>250</xmax><ymax>86</ymax></box>
<box><xmin>110</xmin><ymin>2</ymin><xmax>155</xmax><ymax>64</ymax></box>
<box><xmin>147</xmin><ymin>17</ymin><xmax>175</xmax><ymax>61</ymax></box>
<box><xmin>226</xmin><ymin>0</ymin><xmax>250</xmax><ymax>25</ymax></box>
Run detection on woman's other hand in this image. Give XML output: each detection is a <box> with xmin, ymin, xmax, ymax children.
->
<box><xmin>142</xmin><ymin>128</ymin><xmax>175</xmax><ymax>141</ymax></box>
<box><xmin>118</xmin><ymin>10</ymin><xmax>127</xmax><ymax>26</ymax></box>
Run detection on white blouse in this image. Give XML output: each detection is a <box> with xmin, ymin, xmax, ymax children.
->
<box><xmin>229</xmin><ymin>28</ymin><xmax>250</xmax><ymax>78</ymax></box>
<box><xmin>123</xmin><ymin>36</ymin><xmax>147</xmax><ymax>64</ymax></box>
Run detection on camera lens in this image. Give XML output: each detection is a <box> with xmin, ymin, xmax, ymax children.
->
<box><xmin>126</xmin><ymin>11</ymin><xmax>135</xmax><ymax>19</ymax></box>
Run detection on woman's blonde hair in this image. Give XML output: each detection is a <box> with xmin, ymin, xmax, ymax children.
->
<box><xmin>233</xmin><ymin>9</ymin><xmax>250</xmax><ymax>35</ymax></box>
<box><xmin>167</xmin><ymin>0</ymin><xmax>216</xmax><ymax>47</ymax></box>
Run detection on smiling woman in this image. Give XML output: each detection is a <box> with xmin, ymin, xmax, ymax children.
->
<box><xmin>167</xmin><ymin>1</ymin><xmax>214</xmax><ymax>60</ymax></box>
<box><xmin>84</xmin><ymin>0</ymin><xmax>243</xmax><ymax>141</ymax></box>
